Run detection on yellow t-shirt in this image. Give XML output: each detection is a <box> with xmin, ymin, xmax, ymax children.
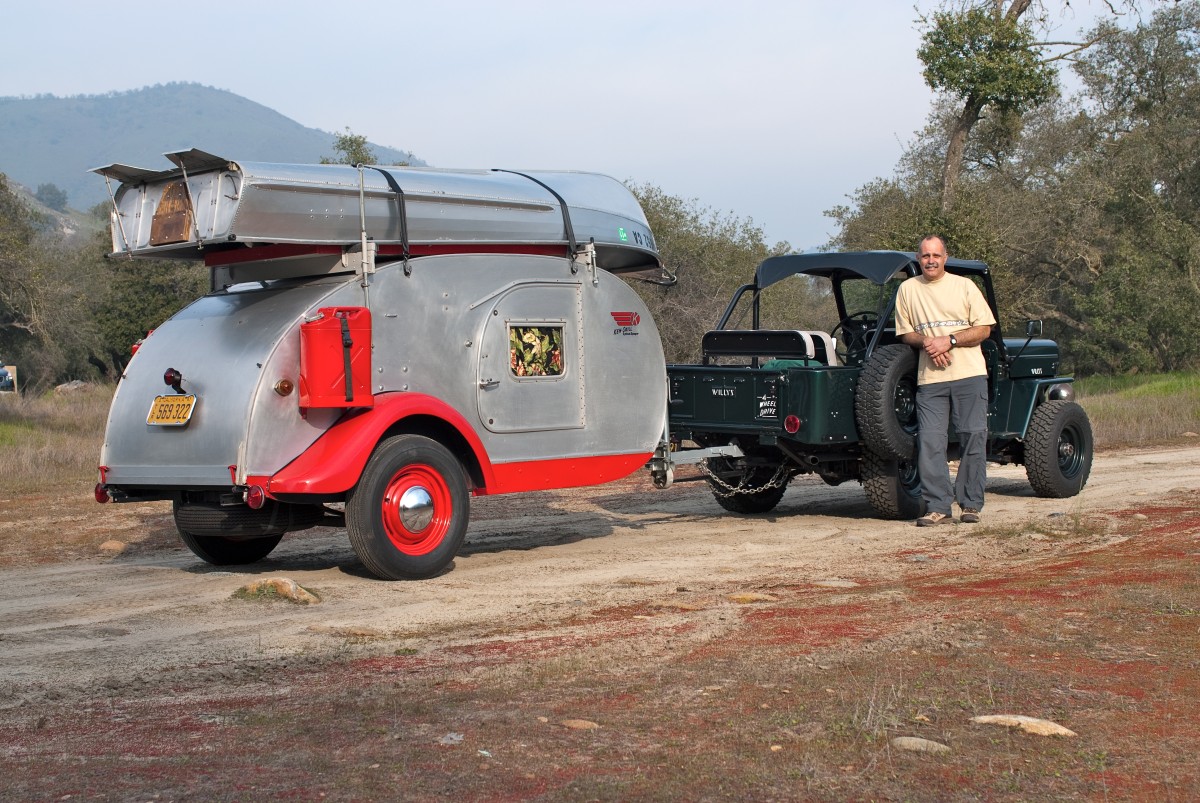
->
<box><xmin>894</xmin><ymin>272</ymin><xmax>996</xmax><ymax>385</ymax></box>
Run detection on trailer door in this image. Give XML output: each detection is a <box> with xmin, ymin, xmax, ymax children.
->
<box><xmin>477</xmin><ymin>282</ymin><xmax>585</xmax><ymax>433</ymax></box>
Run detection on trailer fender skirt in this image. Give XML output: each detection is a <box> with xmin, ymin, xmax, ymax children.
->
<box><xmin>487</xmin><ymin>452</ymin><xmax>653</xmax><ymax>495</ymax></box>
<box><xmin>259</xmin><ymin>393</ymin><xmax>496</xmax><ymax>496</ymax></box>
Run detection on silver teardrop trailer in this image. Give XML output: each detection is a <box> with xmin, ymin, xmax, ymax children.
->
<box><xmin>93</xmin><ymin>149</ymin><xmax>670</xmax><ymax>580</ymax></box>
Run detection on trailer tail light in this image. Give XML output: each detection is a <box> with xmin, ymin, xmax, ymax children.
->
<box><xmin>784</xmin><ymin>415</ymin><xmax>801</xmax><ymax>434</ymax></box>
<box><xmin>95</xmin><ymin>483</ymin><xmax>111</xmax><ymax>503</ymax></box>
<box><xmin>245</xmin><ymin>485</ymin><xmax>266</xmax><ymax>509</ymax></box>
<box><xmin>163</xmin><ymin>367</ymin><xmax>183</xmax><ymax>392</ymax></box>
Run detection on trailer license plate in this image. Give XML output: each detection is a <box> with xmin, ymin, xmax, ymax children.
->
<box><xmin>147</xmin><ymin>394</ymin><xmax>197</xmax><ymax>426</ymax></box>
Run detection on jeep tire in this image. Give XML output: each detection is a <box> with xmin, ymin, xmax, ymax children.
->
<box><xmin>861</xmin><ymin>449</ymin><xmax>926</xmax><ymax>520</ymax></box>
<box><xmin>1025</xmin><ymin>400</ymin><xmax>1093</xmax><ymax>497</ymax></box>
<box><xmin>704</xmin><ymin>459</ymin><xmax>789</xmax><ymax>514</ymax></box>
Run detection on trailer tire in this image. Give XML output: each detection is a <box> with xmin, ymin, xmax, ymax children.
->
<box><xmin>861</xmin><ymin>449</ymin><xmax>926</xmax><ymax>520</ymax></box>
<box><xmin>855</xmin><ymin>344</ymin><xmax>919</xmax><ymax>459</ymax></box>
<box><xmin>347</xmin><ymin>435</ymin><xmax>469</xmax><ymax>580</ymax></box>
<box><xmin>178</xmin><ymin>531</ymin><xmax>284</xmax><ymax>566</ymax></box>
<box><xmin>1024</xmin><ymin>401</ymin><xmax>1093</xmax><ymax>497</ymax></box>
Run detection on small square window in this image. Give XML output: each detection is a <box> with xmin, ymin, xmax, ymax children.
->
<box><xmin>509</xmin><ymin>326</ymin><xmax>564</xmax><ymax>377</ymax></box>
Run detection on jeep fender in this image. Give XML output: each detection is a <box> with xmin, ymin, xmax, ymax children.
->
<box><xmin>1015</xmin><ymin>378</ymin><xmax>1077</xmax><ymax>439</ymax></box>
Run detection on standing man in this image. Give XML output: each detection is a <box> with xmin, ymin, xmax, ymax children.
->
<box><xmin>894</xmin><ymin>235</ymin><xmax>996</xmax><ymax>526</ymax></box>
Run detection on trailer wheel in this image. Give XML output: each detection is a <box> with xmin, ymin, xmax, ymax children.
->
<box><xmin>178</xmin><ymin>531</ymin><xmax>284</xmax><ymax>566</ymax></box>
<box><xmin>855</xmin><ymin>344</ymin><xmax>918</xmax><ymax>459</ymax></box>
<box><xmin>861</xmin><ymin>450</ymin><xmax>926</xmax><ymax>520</ymax></box>
<box><xmin>347</xmin><ymin>435</ymin><xmax>469</xmax><ymax>580</ymax></box>
<box><xmin>1024</xmin><ymin>401</ymin><xmax>1093</xmax><ymax>497</ymax></box>
<box><xmin>704</xmin><ymin>459</ymin><xmax>788</xmax><ymax>514</ymax></box>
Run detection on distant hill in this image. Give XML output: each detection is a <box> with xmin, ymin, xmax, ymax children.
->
<box><xmin>6</xmin><ymin>178</ymin><xmax>105</xmax><ymax>247</ymax></box>
<box><xmin>0</xmin><ymin>83</ymin><xmax>423</xmax><ymax>211</ymax></box>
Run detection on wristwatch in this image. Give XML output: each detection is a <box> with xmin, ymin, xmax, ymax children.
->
<box><xmin>949</xmin><ymin>334</ymin><xmax>958</xmax><ymax>348</ymax></box>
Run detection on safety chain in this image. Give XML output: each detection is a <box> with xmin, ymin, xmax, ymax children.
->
<box><xmin>701</xmin><ymin>460</ymin><xmax>791</xmax><ymax>498</ymax></box>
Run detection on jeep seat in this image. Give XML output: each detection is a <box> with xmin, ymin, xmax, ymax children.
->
<box><xmin>701</xmin><ymin>329</ymin><xmax>839</xmax><ymax>366</ymax></box>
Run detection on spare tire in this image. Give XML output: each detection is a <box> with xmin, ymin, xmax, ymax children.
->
<box><xmin>178</xmin><ymin>531</ymin><xmax>284</xmax><ymax>566</ymax></box>
<box><xmin>173</xmin><ymin>499</ymin><xmax>326</xmax><ymax>538</ymax></box>
<box><xmin>855</xmin><ymin>344</ymin><xmax>919</xmax><ymax>459</ymax></box>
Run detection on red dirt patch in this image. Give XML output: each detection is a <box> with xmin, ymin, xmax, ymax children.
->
<box><xmin>3</xmin><ymin>485</ymin><xmax>1199</xmax><ymax>799</ymax></box>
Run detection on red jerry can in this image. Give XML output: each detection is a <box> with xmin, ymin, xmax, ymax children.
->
<box><xmin>298</xmin><ymin>307</ymin><xmax>374</xmax><ymax>408</ymax></box>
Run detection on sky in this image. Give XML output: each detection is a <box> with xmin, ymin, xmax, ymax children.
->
<box><xmin>0</xmin><ymin>0</ymin><xmax>1115</xmax><ymax>251</ymax></box>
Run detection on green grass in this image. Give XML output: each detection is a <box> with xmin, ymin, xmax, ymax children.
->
<box><xmin>0</xmin><ymin>419</ymin><xmax>37</xmax><ymax>448</ymax></box>
<box><xmin>1077</xmin><ymin>372</ymin><xmax>1200</xmax><ymax>398</ymax></box>
<box><xmin>231</xmin><ymin>581</ymin><xmax>321</xmax><ymax>604</ymax></box>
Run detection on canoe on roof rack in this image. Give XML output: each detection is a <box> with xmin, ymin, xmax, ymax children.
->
<box><xmin>92</xmin><ymin>148</ymin><xmax>663</xmax><ymax>278</ymax></box>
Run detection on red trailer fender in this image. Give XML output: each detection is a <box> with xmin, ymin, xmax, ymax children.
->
<box><xmin>256</xmin><ymin>392</ymin><xmax>496</xmax><ymax>497</ymax></box>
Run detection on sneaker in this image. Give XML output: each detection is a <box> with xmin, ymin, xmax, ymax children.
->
<box><xmin>960</xmin><ymin>508</ymin><xmax>981</xmax><ymax>524</ymax></box>
<box><xmin>916</xmin><ymin>511</ymin><xmax>952</xmax><ymax>527</ymax></box>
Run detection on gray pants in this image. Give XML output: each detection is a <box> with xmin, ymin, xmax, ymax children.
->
<box><xmin>916</xmin><ymin>375</ymin><xmax>988</xmax><ymax>516</ymax></box>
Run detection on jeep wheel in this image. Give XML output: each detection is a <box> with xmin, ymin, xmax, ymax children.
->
<box><xmin>861</xmin><ymin>450</ymin><xmax>926</xmax><ymax>520</ymax></box>
<box><xmin>1025</xmin><ymin>401</ymin><xmax>1093</xmax><ymax>497</ymax></box>
<box><xmin>855</xmin><ymin>344</ymin><xmax>918</xmax><ymax>459</ymax></box>
<box><xmin>704</xmin><ymin>459</ymin><xmax>789</xmax><ymax>514</ymax></box>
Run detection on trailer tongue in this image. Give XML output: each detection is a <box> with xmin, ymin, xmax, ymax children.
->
<box><xmin>94</xmin><ymin>150</ymin><xmax>671</xmax><ymax>580</ymax></box>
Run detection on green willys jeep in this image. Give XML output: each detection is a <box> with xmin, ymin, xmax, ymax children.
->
<box><xmin>649</xmin><ymin>251</ymin><xmax>1094</xmax><ymax>518</ymax></box>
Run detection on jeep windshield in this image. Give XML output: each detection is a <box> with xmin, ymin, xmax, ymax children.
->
<box><xmin>711</xmin><ymin>251</ymin><xmax>993</xmax><ymax>366</ymax></box>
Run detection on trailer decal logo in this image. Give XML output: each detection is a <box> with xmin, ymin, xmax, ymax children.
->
<box><xmin>611</xmin><ymin>312</ymin><xmax>640</xmax><ymax>336</ymax></box>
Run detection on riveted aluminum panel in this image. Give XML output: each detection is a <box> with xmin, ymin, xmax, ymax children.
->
<box><xmin>363</xmin><ymin>253</ymin><xmax>664</xmax><ymax>468</ymax></box>
<box><xmin>101</xmin><ymin>277</ymin><xmax>348</xmax><ymax>487</ymax></box>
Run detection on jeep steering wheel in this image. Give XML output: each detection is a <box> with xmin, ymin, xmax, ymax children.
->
<box><xmin>831</xmin><ymin>310</ymin><xmax>879</xmax><ymax>364</ymax></box>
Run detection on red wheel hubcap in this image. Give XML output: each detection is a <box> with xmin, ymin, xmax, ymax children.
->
<box><xmin>380</xmin><ymin>464</ymin><xmax>452</xmax><ymax>555</ymax></box>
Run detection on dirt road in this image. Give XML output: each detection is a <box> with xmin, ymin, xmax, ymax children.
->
<box><xmin>2</xmin><ymin>446</ymin><xmax>1196</xmax><ymax>707</ymax></box>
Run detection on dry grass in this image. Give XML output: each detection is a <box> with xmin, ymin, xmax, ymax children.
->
<box><xmin>0</xmin><ymin>384</ymin><xmax>113</xmax><ymax>495</ymax></box>
<box><xmin>973</xmin><ymin>504</ymin><xmax>1115</xmax><ymax>542</ymax></box>
<box><xmin>1077</xmin><ymin>372</ymin><xmax>1200</xmax><ymax>448</ymax></box>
